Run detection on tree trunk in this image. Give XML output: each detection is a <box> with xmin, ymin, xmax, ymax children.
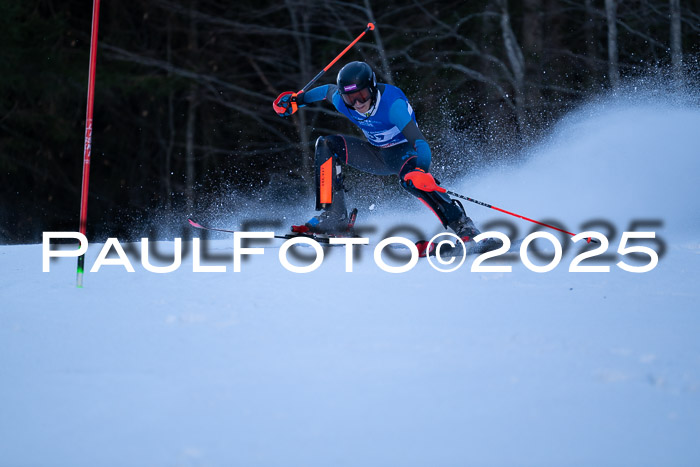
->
<box><xmin>363</xmin><ymin>0</ymin><xmax>393</xmax><ymax>85</ymax></box>
<box><xmin>584</xmin><ymin>0</ymin><xmax>599</xmax><ymax>79</ymax></box>
<box><xmin>185</xmin><ymin>85</ymin><xmax>197</xmax><ymax>213</ymax></box>
<box><xmin>522</xmin><ymin>0</ymin><xmax>542</xmax><ymax>60</ymax></box>
<box><xmin>165</xmin><ymin>12</ymin><xmax>174</xmax><ymax>211</ymax></box>
<box><xmin>498</xmin><ymin>0</ymin><xmax>526</xmax><ymax>135</ymax></box>
<box><xmin>185</xmin><ymin>1</ymin><xmax>199</xmax><ymax>212</ymax></box>
<box><xmin>286</xmin><ymin>0</ymin><xmax>312</xmax><ymax>194</ymax></box>
<box><xmin>669</xmin><ymin>0</ymin><xmax>682</xmax><ymax>79</ymax></box>
<box><xmin>605</xmin><ymin>0</ymin><xmax>619</xmax><ymax>89</ymax></box>
<box><xmin>522</xmin><ymin>0</ymin><xmax>542</xmax><ymax>123</ymax></box>
<box><xmin>479</xmin><ymin>1</ymin><xmax>506</xmax><ymax>144</ymax></box>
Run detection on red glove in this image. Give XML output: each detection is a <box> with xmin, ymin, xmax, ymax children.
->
<box><xmin>403</xmin><ymin>168</ymin><xmax>446</xmax><ymax>193</ymax></box>
<box><xmin>273</xmin><ymin>91</ymin><xmax>303</xmax><ymax>117</ymax></box>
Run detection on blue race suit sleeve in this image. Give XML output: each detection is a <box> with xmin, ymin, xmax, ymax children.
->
<box><xmin>389</xmin><ymin>99</ymin><xmax>431</xmax><ymax>171</ymax></box>
<box><xmin>298</xmin><ymin>84</ymin><xmax>335</xmax><ymax>105</ymax></box>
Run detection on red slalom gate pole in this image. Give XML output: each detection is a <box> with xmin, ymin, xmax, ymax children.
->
<box><xmin>77</xmin><ymin>0</ymin><xmax>101</xmax><ymax>288</ymax></box>
<box><xmin>446</xmin><ymin>190</ymin><xmax>600</xmax><ymax>244</ymax></box>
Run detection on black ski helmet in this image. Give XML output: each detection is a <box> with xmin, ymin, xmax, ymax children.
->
<box><xmin>337</xmin><ymin>61</ymin><xmax>377</xmax><ymax>104</ymax></box>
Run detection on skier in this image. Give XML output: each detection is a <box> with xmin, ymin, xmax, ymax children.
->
<box><xmin>273</xmin><ymin>61</ymin><xmax>484</xmax><ymax>254</ymax></box>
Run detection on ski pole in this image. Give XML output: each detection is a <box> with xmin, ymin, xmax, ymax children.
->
<box><xmin>274</xmin><ymin>23</ymin><xmax>375</xmax><ymax>115</ymax></box>
<box><xmin>300</xmin><ymin>23</ymin><xmax>375</xmax><ymax>92</ymax></box>
<box><xmin>446</xmin><ymin>190</ymin><xmax>600</xmax><ymax>244</ymax></box>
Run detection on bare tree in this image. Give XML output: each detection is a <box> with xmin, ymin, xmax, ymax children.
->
<box><xmin>185</xmin><ymin>0</ymin><xmax>199</xmax><ymax>212</ymax></box>
<box><xmin>285</xmin><ymin>0</ymin><xmax>313</xmax><ymax>191</ymax></box>
<box><xmin>362</xmin><ymin>0</ymin><xmax>394</xmax><ymax>85</ymax></box>
<box><xmin>669</xmin><ymin>0</ymin><xmax>682</xmax><ymax>79</ymax></box>
<box><xmin>164</xmin><ymin>11</ymin><xmax>175</xmax><ymax>211</ymax></box>
<box><xmin>522</xmin><ymin>0</ymin><xmax>542</xmax><ymax>113</ymax></box>
<box><xmin>584</xmin><ymin>0</ymin><xmax>601</xmax><ymax>76</ymax></box>
<box><xmin>605</xmin><ymin>0</ymin><xmax>620</xmax><ymax>89</ymax></box>
<box><xmin>497</xmin><ymin>0</ymin><xmax>526</xmax><ymax>132</ymax></box>
<box><xmin>522</xmin><ymin>0</ymin><xmax>543</xmax><ymax>61</ymax></box>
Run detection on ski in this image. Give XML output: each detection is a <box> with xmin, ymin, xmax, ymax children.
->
<box><xmin>188</xmin><ymin>218</ymin><xmax>331</xmax><ymax>243</ymax></box>
<box><xmin>188</xmin><ymin>208</ymin><xmax>360</xmax><ymax>245</ymax></box>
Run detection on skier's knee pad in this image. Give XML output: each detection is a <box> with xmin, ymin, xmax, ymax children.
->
<box><xmin>401</xmin><ymin>181</ymin><xmax>464</xmax><ymax>228</ymax></box>
<box><xmin>315</xmin><ymin>136</ymin><xmax>346</xmax><ymax>210</ymax></box>
<box><xmin>315</xmin><ymin>136</ymin><xmax>347</xmax><ymax>161</ymax></box>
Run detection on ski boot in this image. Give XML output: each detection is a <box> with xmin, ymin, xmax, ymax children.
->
<box><xmin>420</xmin><ymin>200</ymin><xmax>500</xmax><ymax>258</ymax></box>
<box><xmin>448</xmin><ymin>200</ymin><xmax>502</xmax><ymax>255</ymax></box>
<box><xmin>447</xmin><ymin>201</ymin><xmax>481</xmax><ymax>241</ymax></box>
<box><xmin>291</xmin><ymin>208</ymin><xmax>358</xmax><ymax>237</ymax></box>
<box><xmin>293</xmin><ymin>209</ymin><xmax>348</xmax><ymax>235</ymax></box>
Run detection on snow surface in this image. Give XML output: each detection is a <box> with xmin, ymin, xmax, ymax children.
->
<box><xmin>2</xmin><ymin>91</ymin><xmax>700</xmax><ymax>466</ymax></box>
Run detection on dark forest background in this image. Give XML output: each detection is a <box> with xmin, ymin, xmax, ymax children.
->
<box><xmin>1</xmin><ymin>0</ymin><xmax>698</xmax><ymax>243</ymax></box>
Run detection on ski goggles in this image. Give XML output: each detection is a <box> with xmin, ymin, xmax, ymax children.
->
<box><xmin>341</xmin><ymin>87</ymin><xmax>371</xmax><ymax>106</ymax></box>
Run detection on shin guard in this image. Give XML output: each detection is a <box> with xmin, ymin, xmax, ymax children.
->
<box><xmin>316</xmin><ymin>155</ymin><xmax>336</xmax><ymax>210</ymax></box>
<box><xmin>315</xmin><ymin>136</ymin><xmax>346</xmax><ymax>211</ymax></box>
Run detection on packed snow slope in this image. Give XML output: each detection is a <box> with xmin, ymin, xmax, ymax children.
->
<box><xmin>1</xmin><ymin>91</ymin><xmax>699</xmax><ymax>466</ymax></box>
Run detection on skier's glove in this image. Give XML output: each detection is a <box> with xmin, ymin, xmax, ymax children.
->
<box><xmin>273</xmin><ymin>91</ymin><xmax>304</xmax><ymax>117</ymax></box>
<box><xmin>403</xmin><ymin>168</ymin><xmax>446</xmax><ymax>193</ymax></box>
